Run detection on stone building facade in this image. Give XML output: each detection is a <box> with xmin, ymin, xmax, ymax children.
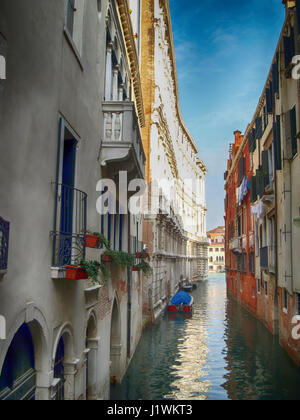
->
<box><xmin>207</xmin><ymin>227</ymin><xmax>225</xmax><ymax>273</ymax></box>
<box><xmin>0</xmin><ymin>0</ymin><xmax>145</xmax><ymax>400</ymax></box>
<box><xmin>140</xmin><ymin>0</ymin><xmax>209</xmax><ymax>322</ymax></box>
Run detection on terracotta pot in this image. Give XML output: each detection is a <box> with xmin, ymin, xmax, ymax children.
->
<box><xmin>85</xmin><ymin>234</ymin><xmax>100</xmax><ymax>249</ymax></box>
<box><xmin>65</xmin><ymin>266</ymin><xmax>88</xmax><ymax>280</ymax></box>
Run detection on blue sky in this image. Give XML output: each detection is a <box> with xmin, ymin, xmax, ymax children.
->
<box><xmin>169</xmin><ymin>0</ymin><xmax>285</xmax><ymax>231</ymax></box>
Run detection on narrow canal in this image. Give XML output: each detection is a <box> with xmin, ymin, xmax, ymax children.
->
<box><xmin>111</xmin><ymin>274</ymin><xmax>300</xmax><ymax>400</ymax></box>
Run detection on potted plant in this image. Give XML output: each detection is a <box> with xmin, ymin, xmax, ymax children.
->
<box><xmin>85</xmin><ymin>233</ymin><xmax>100</xmax><ymax>249</ymax></box>
<box><xmin>136</xmin><ymin>251</ymin><xmax>151</xmax><ymax>261</ymax></box>
<box><xmin>102</xmin><ymin>249</ymin><xmax>135</xmax><ymax>268</ymax></box>
<box><xmin>65</xmin><ymin>265</ymin><xmax>89</xmax><ymax>280</ymax></box>
<box><xmin>79</xmin><ymin>260</ymin><xmax>109</xmax><ymax>284</ymax></box>
<box><xmin>132</xmin><ymin>260</ymin><xmax>152</xmax><ymax>276</ymax></box>
<box><xmin>101</xmin><ymin>253</ymin><xmax>114</xmax><ymax>263</ymax></box>
<box><xmin>85</xmin><ymin>231</ymin><xmax>110</xmax><ymax>249</ymax></box>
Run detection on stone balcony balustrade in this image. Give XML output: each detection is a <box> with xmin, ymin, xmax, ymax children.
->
<box><xmin>101</xmin><ymin>101</ymin><xmax>146</xmax><ymax>180</ymax></box>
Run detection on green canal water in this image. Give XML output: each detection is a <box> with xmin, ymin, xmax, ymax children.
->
<box><xmin>111</xmin><ymin>274</ymin><xmax>300</xmax><ymax>400</ymax></box>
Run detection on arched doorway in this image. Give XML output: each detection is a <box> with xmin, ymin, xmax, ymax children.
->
<box><xmin>110</xmin><ymin>299</ymin><xmax>121</xmax><ymax>384</ymax></box>
<box><xmin>86</xmin><ymin>314</ymin><xmax>98</xmax><ymax>400</ymax></box>
<box><xmin>0</xmin><ymin>323</ymin><xmax>36</xmax><ymax>400</ymax></box>
<box><xmin>53</xmin><ymin>327</ymin><xmax>75</xmax><ymax>400</ymax></box>
<box><xmin>53</xmin><ymin>336</ymin><xmax>65</xmax><ymax>401</ymax></box>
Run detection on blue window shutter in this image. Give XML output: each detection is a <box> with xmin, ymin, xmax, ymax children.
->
<box><xmin>266</xmin><ymin>88</ymin><xmax>272</xmax><ymax>114</ymax></box>
<box><xmin>108</xmin><ymin>213</ymin><xmax>111</xmax><ymax>245</ymax></box>
<box><xmin>119</xmin><ymin>215</ymin><xmax>123</xmax><ymax>251</ymax></box>
<box><xmin>113</xmin><ymin>215</ymin><xmax>117</xmax><ymax>250</ymax></box>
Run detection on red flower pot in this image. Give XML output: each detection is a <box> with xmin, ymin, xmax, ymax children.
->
<box><xmin>136</xmin><ymin>252</ymin><xmax>142</xmax><ymax>259</ymax></box>
<box><xmin>101</xmin><ymin>254</ymin><xmax>113</xmax><ymax>263</ymax></box>
<box><xmin>85</xmin><ymin>234</ymin><xmax>100</xmax><ymax>249</ymax></box>
<box><xmin>65</xmin><ymin>266</ymin><xmax>88</xmax><ymax>280</ymax></box>
<box><xmin>132</xmin><ymin>266</ymin><xmax>140</xmax><ymax>272</ymax></box>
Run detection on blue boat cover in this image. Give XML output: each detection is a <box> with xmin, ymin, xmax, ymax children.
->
<box><xmin>170</xmin><ymin>291</ymin><xmax>192</xmax><ymax>305</ymax></box>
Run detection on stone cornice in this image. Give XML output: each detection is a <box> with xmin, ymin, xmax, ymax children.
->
<box><xmin>116</xmin><ymin>0</ymin><xmax>145</xmax><ymax>128</ymax></box>
<box><xmin>159</xmin><ymin>0</ymin><xmax>207</xmax><ymax>173</ymax></box>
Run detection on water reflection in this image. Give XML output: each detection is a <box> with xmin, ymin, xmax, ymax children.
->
<box><xmin>111</xmin><ymin>274</ymin><xmax>300</xmax><ymax>401</ymax></box>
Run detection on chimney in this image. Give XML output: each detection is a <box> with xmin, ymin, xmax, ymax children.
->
<box><xmin>234</xmin><ymin>130</ymin><xmax>243</xmax><ymax>148</ymax></box>
<box><xmin>282</xmin><ymin>0</ymin><xmax>296</xmax><ymax>16</ymax></box>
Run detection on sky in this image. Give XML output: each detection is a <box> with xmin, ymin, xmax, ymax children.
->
<box><xmin>169</xmin><ymin>0</ymin><xmax>285</xmax><ymax>231</ymax></box>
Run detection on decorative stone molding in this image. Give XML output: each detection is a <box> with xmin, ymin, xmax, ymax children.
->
<box><xmin>116</xmin><ymin>0</ymin><xmax>145</xmax><ymax>128</ymax></box>
<box><xmin>84</xmin><ymin>284</ymin><xmax>102</xmax><ymax>309</ymax></box>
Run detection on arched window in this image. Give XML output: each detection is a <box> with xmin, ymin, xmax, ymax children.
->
<box><xmin>0</xmin><ymin>324</ymin><xmax>36</xmax><ymax>400</ymax></box>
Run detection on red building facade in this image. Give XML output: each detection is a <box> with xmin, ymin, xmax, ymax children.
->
<box><xmin>225</xmin><ymin>131</ymin><xmax>257</xmax><ymax>317</ymax></box>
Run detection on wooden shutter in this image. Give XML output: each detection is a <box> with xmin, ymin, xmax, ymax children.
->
<box><xmin>262</xmin><ymin>150</ymin><xmax>270</xmax><ymax>188</ymax></box>
<box><xmin>272</xmin><ymin>56</ymin><xmax>279</xmax><ymax>97</ymax></box>
<box><xmin>283</xmin><ymin>27</ymin><xmax>295</xmax><ymax>69</ymax></box>
<box><xmin>266</xmin><ymin>88</ymin><xmax>272</xmax><ymax>114</ymax></box>
<box><xmin>290</xmin><ymin>106</ymin><xmax>297</xmax><ymax>158</ymax></box>
<box><xmin>283</xmin><ymin>110</ymin><xmax>293</xmax><ymax>160</ymax></box>
<box><xmin>274</xmin><ymin>116</ymin><xmax>282</xmax><ymax>170</ymax></box>
<box><xmin>255</xmin><ymin>117</ymin><xmax>263</xmax><ymax>140</ymax></box>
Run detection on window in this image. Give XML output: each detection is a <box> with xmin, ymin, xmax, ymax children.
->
<box><xmin>97</xmin><ymin>0</ymin><xmax>102</xmax><ymax>16</ymax></box>
<box><xmin>52</xmin><ymin>119</ymin><xmax>87</xmax><ymax>267</ymax></box>
<box><xmin>257</xmin><ymin>278</ymin><xmax>261</xmax><ymax>294</ymax></box>
<box><xmin>283</xmin><ymin>289</ymin><xmax>288</xmax><ymax>312</ymax></box>
<box><xmin>65</xmin><ymin>0</ymin><xmax>85</xmax><ymax>58</ymax></box>
<box><xmin>66</xmin><ymin>0</ymin><xmax>76</xmax><ymax>37</ymax></box>
<box><xmin>265</xmin><ymin>280</ymin><xmax>268</xmax><ymax>297</ymax></box>
<box><xmin>0</xmin><ymin>324</ymin><xmax>36</xmax><ymax>401</ymax></box>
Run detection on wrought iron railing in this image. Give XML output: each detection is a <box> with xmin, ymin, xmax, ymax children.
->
<box><xmin>51</xmin><ymin>183</ymin><xmax>87</xmax><ymax>267</ymax></box>
<box><xmin>0</xmin><ymin>217</ymin><xmax>10</xmax><ymax>271</ymax></box>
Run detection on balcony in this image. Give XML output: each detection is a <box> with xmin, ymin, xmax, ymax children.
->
<box><xmin>51</xmin><ymin>183</ymin><xmax>87</xmax><ymax>272</ymax></box>
<box><xmin>0</xmin><ymin>217</ymin><xmax>9</xmax><ymax>276</ymax></box>
<box><xmin>101</xmin><ymin>101</ymin><xmax>146</xmax><ymax>179</ymax></box>
<box><xmin>229</xmin><ymin>237</ymin><xmax>242</xmax><ymax>254</ymax></box>
<box><xmin>260</xmin><ymin>247</ymin><xmax>269</xmax><ymax>270</ymax></box>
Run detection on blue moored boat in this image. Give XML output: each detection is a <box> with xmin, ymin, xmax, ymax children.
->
<box><xmin>168</xmin><ymin>291</ymin><xmax>193</xmax><ymax>313</ymax></box>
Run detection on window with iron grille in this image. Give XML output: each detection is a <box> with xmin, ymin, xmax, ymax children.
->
<box><xmin>52</xmin><ymin>120</ymin><xmax>87</xmax><ymax>267</ymax></box>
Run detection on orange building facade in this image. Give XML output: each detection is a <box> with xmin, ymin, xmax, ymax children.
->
<box><xmin>225</xmin><ymin>131</ymin><xmax>257</xmax><ymax>316</ymax></box>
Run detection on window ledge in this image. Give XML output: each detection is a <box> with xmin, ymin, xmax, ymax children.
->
<box><xmin>63</xmin><ymin>27</ymin><xmax>84</xmax><ymax>71</ymax></box>
<box><xmin>51</xmin><ymin>267</ymin><xmax>66</xmax><ymax>280</ymax></box>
